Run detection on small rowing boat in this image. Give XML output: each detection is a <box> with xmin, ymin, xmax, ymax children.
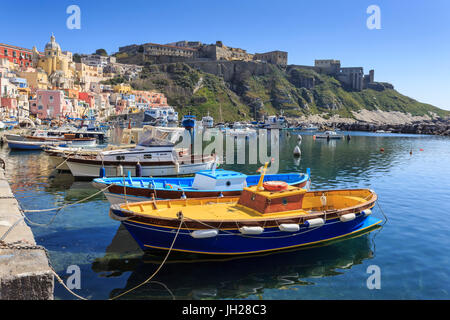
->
<box><xmin>110</xmin><ymin>163</ymin><xmax>381</xmax><ymax>255</ymax></box>
<box><xmin>93</xmin><ymin>167</ymin><xmax>311</xmax><ymax>204</ymax></box>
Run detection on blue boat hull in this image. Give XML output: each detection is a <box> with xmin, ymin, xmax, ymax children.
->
<box><xmin>7</xmin><ymin>142</ymin><xmax>45</xmax><ymax>150</ymax></box>
<box><xmin>114</xmin><ymin>211</ymin><xmax>382</xmax><ymax>255</ymax></box>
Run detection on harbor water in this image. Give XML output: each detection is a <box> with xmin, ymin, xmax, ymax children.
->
<box><xmin>1</xmin><ymin>131</ymin><xmax>449</xmax><ymax>300</ymax></box>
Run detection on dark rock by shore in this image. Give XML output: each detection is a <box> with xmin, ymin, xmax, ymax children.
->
<box><xmin>291</xmin><ymin>117</ymin><xmax>450</xmax><ymax>136</ymax></box>
<box><xmin>331</xmin><ymin>119</ymin><xmax>450</xmax><ymax>136</ymax></box>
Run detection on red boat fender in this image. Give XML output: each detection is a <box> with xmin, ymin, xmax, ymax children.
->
<box><xmin>263</xmin><ymin>181</ymin><xmax>289</xmax><ymax>191</ymax></box>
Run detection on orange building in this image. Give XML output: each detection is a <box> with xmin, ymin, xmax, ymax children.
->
<box><xmin>132</xmin><ymin>90</ymin><xmax>167</xmax><ymax>106</ymax></box>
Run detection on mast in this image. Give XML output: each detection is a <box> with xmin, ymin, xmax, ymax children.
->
<box><xmin>256</xmin><ymin>162</ymin><xmax>269</xmax><ymax>190</ymax></box>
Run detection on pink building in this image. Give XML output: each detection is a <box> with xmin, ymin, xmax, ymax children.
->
<box><xmin>115</xmin><ymin>99</ymin><xmax>128</xmax><ymax>114</ymax></box>
<box><xmin>31</xmin><ymin>90</ymin><xmax>73</xmax><ymax>119</ymax></box>
<box><xmin>0</xmin><ymin>97</ymin><xmax>18</xmax><ymax>116</ymax></box>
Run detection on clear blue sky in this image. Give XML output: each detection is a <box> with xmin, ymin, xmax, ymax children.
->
<box><xmin>1</xmin><ymin>0</ymin><xmax>449</xmax><ymax>110</ymax></box>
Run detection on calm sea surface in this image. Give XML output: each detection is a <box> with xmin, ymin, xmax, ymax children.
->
<box><xmin>1</xmin><ymin>131</ymin><xmax>449</xmax><ymax>300</ymax></box>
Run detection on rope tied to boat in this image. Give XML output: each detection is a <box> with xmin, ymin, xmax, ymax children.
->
<box><xmin>0</xmin><ymin>239</ymin><xmax>88</xmax><ymax>300</ymax></box>
<box><xmin>109</xmin><ymin>214</ymin><xmax>184</xmax><ymax>300</ymax></box>
<box><xmin>40</xmin><ymin>148</ymin><xmax>80</xmax><ymax>175</ymax></box>
<box><xmin>21</xmin><ymin>183</ymin><xmax>113</xmax><ymax>214</ymax></box>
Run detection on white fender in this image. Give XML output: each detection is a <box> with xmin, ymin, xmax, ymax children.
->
<box><xmin>340</xmin><ymin>213</ymin><xmax>356</xmax><ymax>222</ymax></box>
<box><xmin>279</xmin><ymin>224</ymin><xmax>300</xmax><ymax>232</ymax></box>
<box><xmin>304</xmin><ymin>218</ymin><xmax>325</xmax><ymax>228</ymax></box>
<box><xmin>116</xmin><ymin>164</ymin><xmax>123</xmax><ymax>177</ymax></box>
<box><xmin>362</xmin><ymin>209</ymin><xmax>372</xmax><ymax>216</ymax></box>
<box><xmin>191</xmin><ymin>229</ymin><xmax>219</xmax><ymax>239</ymax></box>
<box><xmin>239</xmin><ymin>226</ymin><xmax>264</xmax><ymax>235</ymax></box>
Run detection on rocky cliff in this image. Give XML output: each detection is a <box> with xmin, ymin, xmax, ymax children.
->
<box><xmin>118</xmin><ymin>59</ymin><xmax>449</xmax><ymax>123</ymax></box>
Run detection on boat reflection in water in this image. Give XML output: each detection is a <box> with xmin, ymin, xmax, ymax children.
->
<box><xmin>92</xmin><ymin>224</ymin><xmax>380</xmax><ymax>300</ymax></box>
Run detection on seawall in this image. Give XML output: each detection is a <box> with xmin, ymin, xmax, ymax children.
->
<box><xmin>0</xmin><ymin>166</ymin><xmax>54</xmax><ymax>300</ymax></box>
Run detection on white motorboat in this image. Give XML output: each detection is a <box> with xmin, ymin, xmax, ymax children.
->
<box><xmin>64</xmin><ymin>127</ymin><xmax>215</xmax><ymax>178</ymax></box>
<box><xmin>315</xmin><ymin>130</ymin><xmax>343</xmax><ymax>139</ymax></box>
<box><xmin>303</xmin><ymin>124</ymin><xmax>319</xmax><ymax>131</ymax></box>
<box><xmin>144</xmin><ymin>106</ymin><xmax>178</xmax><ymax>127</ymax></box>
<box><xmin>225</xmin><ymin>122</ymin><xmax>257</xmax><ymax>138</ymax></box>
<box><xmin>201</xmin><ymin>112</ymin><xmax>214</xmax><ymax>128</ymax></box>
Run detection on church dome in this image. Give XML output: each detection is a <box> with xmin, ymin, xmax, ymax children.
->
<box><xmin>45</xmin><ymin>34</ymin><xmax>61</xmax><ymax>51</ymax></box>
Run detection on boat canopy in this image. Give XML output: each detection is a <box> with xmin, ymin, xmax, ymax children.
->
<box><xmin>137</xmin><ymin>126</ymin><xmax>184</xmax><ymax>147</ymax></box>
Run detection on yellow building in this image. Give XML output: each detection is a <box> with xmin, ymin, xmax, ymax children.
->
<box><xmin>17</xmin><ymin>69</ymin><xmax>49</xmax><ymax>89</ymax></box>
<box><xmin>113</xmin><ymin>83</ymin><xmax>132</xmax><ymax>94</ymax></box>
<box><xmin>32</xmin><ymin>34</ymin><xmax>75</xmax><ymax>82</ymax></box>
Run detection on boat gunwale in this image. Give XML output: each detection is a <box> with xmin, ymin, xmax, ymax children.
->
<box><xmin>25</xmin><ymin>135</ymin><xmax>97</xmax><ymax>142</ymax></box>
<box><xmin>63</xmin><ymin>154</ymin><xmax>215</xmax><ymax>166</ymax></box>
<box><xmin>111</xmin><ymin>189</ymin><xmax>377</xmax><ymax>229</ymax></box>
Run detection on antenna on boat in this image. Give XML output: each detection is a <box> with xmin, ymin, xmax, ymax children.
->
<box><xmin>256</xmin><ymin>162</ymin><xmax>269</xmax><ymax>191</ymax></box>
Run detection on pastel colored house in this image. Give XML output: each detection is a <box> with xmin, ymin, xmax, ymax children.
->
<box><xmin>0</xmin><ymin>97</ymin><xmax>18</xmax><ymax>117</ymax></box>
<box><xmin>0</xmin><ymin>77</ymin><xmax>18</xmax><ymax>97</ymax></box>
<box><xmin>31</xmin><ymin>89</ymin><xmax>74</xmax><ymax>119</ymax></box>
<box><xmin>113</xmin><ymin>83</ymin><xmax>132</xmax><ymax>94</ymax></box>
<box><xmin>132</xmin><ymin>90</ymin><xmax>167</xmax><ymax>106</ymax></box>
<box><xmin>0</xmin><ymin>43</ymin><xmax>35</xmax><ymax>68</ymax></box>
<box><xmin>78</xmin><ymin>92</ymin><xmax>95</xmax><ymax>107</ymax></box>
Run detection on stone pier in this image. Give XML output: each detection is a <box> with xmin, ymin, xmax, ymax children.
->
<box><xmin>0</xmin><ymin>167</ymin><xmax>54</xmax><ymax>300</ymax></box>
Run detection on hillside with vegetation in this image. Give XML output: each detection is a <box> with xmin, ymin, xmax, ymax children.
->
<box><xmin>110</xmin><ymin>60</ymin><xmax>449</xmax><ymax>123</ymax></box>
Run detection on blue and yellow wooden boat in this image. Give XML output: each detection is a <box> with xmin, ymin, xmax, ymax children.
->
<box><xmin>110</xmin><ymin>164</ymin><xmax>382</xmax><ymax>255</ymax></box>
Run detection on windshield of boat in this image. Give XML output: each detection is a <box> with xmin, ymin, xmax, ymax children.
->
<box><xmin>137</xmin><ymin>126</ymin><xmax>184</xmax><ymax>147</ymax></box>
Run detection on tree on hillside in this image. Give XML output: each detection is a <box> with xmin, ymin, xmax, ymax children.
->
<box><xmin>73</xmin><ymin>53</ymin><xmax>81</xmax><ymax>63</ymax></box>
<box><xmin>95</xmin><ymin>48</ymin><xmax>108</xmax><ymax>56</ymax></box>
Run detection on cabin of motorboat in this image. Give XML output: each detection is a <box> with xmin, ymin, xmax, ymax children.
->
<box><xmin>192</xmin><ymin>169</ymin><xmax>248</xmax><ymax>191</ymax></box>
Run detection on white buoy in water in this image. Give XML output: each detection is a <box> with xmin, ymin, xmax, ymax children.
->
<box><xmin>293</xmin><ymin>146</ymin><xmax>301</xmax><ymax>157</ymax></box>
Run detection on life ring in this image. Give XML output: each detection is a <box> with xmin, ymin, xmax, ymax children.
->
<box><xmin>165</xmin><ymin>183</ymin><xmax>173</xmax><ymax>189</ymax></box>
<box><xmin>263</xmin><ymin>181</ymin><xmax>288</xmax><ymax>191</ymax></box>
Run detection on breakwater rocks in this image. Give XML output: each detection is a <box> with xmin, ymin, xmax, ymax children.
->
<box><xmin>328</xmin><ymin>119</ymin><xmax>450</xmax><ymax>136</ymax></box>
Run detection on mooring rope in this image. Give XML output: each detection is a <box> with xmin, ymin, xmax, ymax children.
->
<box><xmin>376</xmin><ymin>199</ymin><xmax>389</xmax><ymax>226</ymax></box>
<box><xmin>22</xmin><ymin>184</ymin><xmax>112</xmax><ymax>213</ymax></box>
<box><xmin>1</xmin><ymin>208</ymin><xmax>183</xmax><ymax>301</ymax></box>
<box><xmin>40</xmin><ymin>149</ymin><xmax>80</xmax><ymax>175</ymax></box>
<box><xmin>109</xmin><ymin>215</ymin><xmax>184</xmax><ymax>300</ymax></box>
